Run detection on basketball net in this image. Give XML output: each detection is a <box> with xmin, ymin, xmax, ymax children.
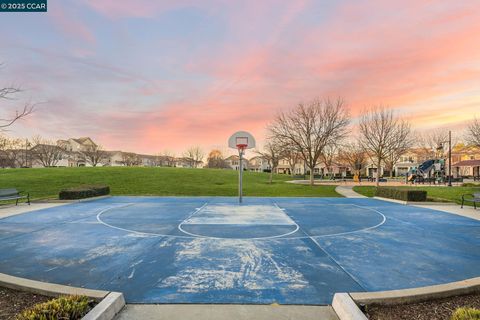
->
<box><xmin>237</xmin><ymin>144</ymin><xmax>247</xmax><ymax>155</ymax></box>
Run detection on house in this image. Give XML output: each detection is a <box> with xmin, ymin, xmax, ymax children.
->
<box><xmin>248</xmin><ymin>156</ymin><xmax>270</xmax><ymax>172</ymax></box>
<box><xmin>104</xmin><ymin>151</ymin><xmax>125</xmax><ymax>166</ymax></box>
<box><xmin>57</xmin><ymin>137</ymin><xmax>97</xmax><ymax>152</ymax></box>
<box><xmin>29</xmin><ymin>144</ymin><xmax>71</xmax><ymax>167</ymax></box>
<box><xmin>453</xmin><ymin>160</ymin><xmax>480</xmax><ymax>178</ymax></box>
<box><xmin>448</xmin><ymin>144</ymin><xmax>480</xmax><ymax>178</ymax></box>
<box><xmin>175</xmin><ymin>157</ymin><xmax>203</xmax><ymax>168</ymax></box>
<box><xmin>225</xmin><ymin>155</ymin><xmax>249</xmax><ymax>170</ymax></box>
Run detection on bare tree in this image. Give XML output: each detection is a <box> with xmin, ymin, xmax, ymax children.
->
<box><xmin>183</xmin><ymin>146</ymin><xmax>205</xmax><ymax>168</ymax></box>
<box><xmin>159</xmin><ymin>150</ymin><xmax>176</xmax><ymax>167</ymax></box>
<box><xmin>384</xmin><ymin>128</ymin><xmax>413</xmax><ymax>178</ymax></box>
<box><xmin>359</xmin><ymin>107</ymin><xmax>411</xmax><ymax>186</ymax></box>
<box><xmin>415</xmin><ymin>129</ymin><xmax>450</xmax><ymax>161</ymax></box>
<box><xmin>466</xmin><ymin>118</ymin><xmax>480</xmax><ymax>147</ymax></box>
<box><xmin>321</xmin><ymin>144</ymin><xmax>338</xmax><ymax>179</ymax></box>
<box><xmin>121</xmin><ymin>152</ymin><xmax>141</xmax><ymax>166</ymax></box>
<box><xmin>206</xmin><ymin>149</ymin><xmax>229</xmax><ymax>169</ymax></box>
<box><xmin>1</xmin><ymin>66</ymin><xmax>34</xmax><ymax>130</ymax></box>
<box><xmin>31</xmin><ymin>136</ymin><xmax>66</xmax><ymax>167</ymax></box>
<box><xmin>337</xmin><ymin>142</ymin><xmax>368</xmax><ymax>176</ymax></box>
<box><xmin>282</xmin><ymin>144</ymin><xmax>303</xmax><ymax>176</ymax></box>
<box><xmin>82</xmin><ymin>144</ymin><xmax>109</xmax><ymax>167</ymax></box>
<box><xmin>268</xmin><ymin>97</ymin><xmax>350</xmax><ymax>185</ymax></box>
<box><xmin>256</xmin><ymin>140</ymin><xmax>284</xmax><ymax>183</ymax></box>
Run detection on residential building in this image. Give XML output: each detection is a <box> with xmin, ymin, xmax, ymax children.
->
<box><xmin>225</xmin><ymin>155</ymin><xmax>249</xmax><ymax>170</ymax></box>
<box><xmin>248</xmin><ymin>156</ymin><xmax>270</xmax><ymax>172</ymax></box>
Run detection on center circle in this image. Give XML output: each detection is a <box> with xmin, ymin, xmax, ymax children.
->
<box><xmin>98</xmin><ymin>203</ymin><xmax>385</xmax><ymax>240</ymax></box>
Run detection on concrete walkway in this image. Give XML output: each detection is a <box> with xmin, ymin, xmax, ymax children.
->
<box><xmin>115</xmin><ymin>304</ymin><xmax>339</xmax><ymax>320</ymax></box>
<box><xmin>0</xmin><ymin>202</ymin><xmax>67</xmax><ymax>219</ymax></box>
<box><xmin>335</xmin><ymin>185</ymin><xmax>367</xmax><ymax>198</ymax></box>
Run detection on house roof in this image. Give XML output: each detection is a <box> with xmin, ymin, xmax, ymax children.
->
<box><xmin>453</xmin><ymin>160</ymin><xmax>480</xmax><ymax>167</ymax></box>
<box><xmin>72</xmin><ymin>137</ymin><xmax>96</xmax><ymax>145</ymax></box>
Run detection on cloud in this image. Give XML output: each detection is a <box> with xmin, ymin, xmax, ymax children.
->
<box><xmin>3</xmin><ymin>1</ymin><xmax>480</xmax><ymax>154</ymax></box>
<box><xmin>49</xmin><ymin>2</ymin><xmax>96</xmax><ymax>44</ymax></box>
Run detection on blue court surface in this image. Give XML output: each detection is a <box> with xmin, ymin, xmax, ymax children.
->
<box><xmin>0</xmin><ymin>196</ymin><xmax>479</xmax><ymax>305</ymax></box>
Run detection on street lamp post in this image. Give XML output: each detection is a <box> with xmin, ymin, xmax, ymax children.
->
<box><xmin>448</xmin><ymin>130</ymin><xmax>452</xmax><ymax>187</ymax></box>
<box><xmin>437</xmin><ymin>131</ymin><xmax>453</xmax><ymax>187</ymax></box>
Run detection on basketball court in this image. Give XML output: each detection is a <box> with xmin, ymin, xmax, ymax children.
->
<box><xmin>0</xmin><ymin>196</ymin><xmax>479</xmax><ymax>305</ymax></box>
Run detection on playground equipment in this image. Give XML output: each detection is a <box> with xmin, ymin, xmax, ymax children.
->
<box><xmin>407</xmin><ymin>158</ymin><xmax>446</xmax><ymax>184</ymax></box>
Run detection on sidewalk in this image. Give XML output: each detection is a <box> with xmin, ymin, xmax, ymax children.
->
<box><xmin>0</xmin><ymin>202</ymin><xmax>67</xmax><ymax>219</ymax></box>
<box><xmin>335</xmin><ymin>185</ymin><xmax>367</xmax><ymax>198</ymax></box>
<box><xmin>115</xmin><ymin>304</ymin><xmax>339</xmax><ymax>320</ymax></box>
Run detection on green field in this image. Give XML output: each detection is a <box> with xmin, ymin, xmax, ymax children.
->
<box><xmin>0</xmin><ymin>167</ymin><xmax>340</xmax><ymax>200</ymax></box>
<box><xmin>353</xmin><ymin>185</ymin><xmax>480</xmax><ymax>205</ymax></box>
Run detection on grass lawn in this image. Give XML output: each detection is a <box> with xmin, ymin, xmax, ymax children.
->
<box><xmin>353</xmin><ymin>185</ymin><xmax>480</xmax><ymax>205</ymax></box>
<box><xmin>0</xmin><ymin>167</ymin><xmax>340</xmax><ymax>200</ymax></box>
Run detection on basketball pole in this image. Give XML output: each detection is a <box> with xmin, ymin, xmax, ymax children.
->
<box><xmin>238</xmin><ymin>148</ymin><xmax>243</xmax><ymax>203</ymax></box>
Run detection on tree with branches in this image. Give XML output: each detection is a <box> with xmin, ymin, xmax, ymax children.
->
<box><xmin>337</xmin><ymin>142</ymin><xmax>368</xmax><ymax>177</ymax></box>
<box><xmin>121</xmin><ymin>152</ymin><xmax>141</xmax><ymax>166</ymax></box>
<box><xmin>359</xmin><ymin>107</ymin><xmax>411</xmax><ymax>186</ymax></box>
<box><xmin>206</xmin><ymin>149</ymin><xmax>229</xmax><ymax>169</ymax></box>
<box><xmin>268</xmin><ymin>97</ymin><xmax>350</xmax><ymax>185</ymax></box>
<box><xmin>415</xmin><ymin>129</ymin><xmax>450</xmax><ymax>161</ymax></box>
<box><xmin>256</xmin><ymin>140</ymin><xmax>285</xmax><ymax>183</ymax></box>
<box><xmin>1</xmin><ymin>67</ymin><xmax>34</xmax><ymax>130</ymax></box>
<box><xmin>159</xmin><ymin>150</ymin><xmax>176</xmax><ymax>167</ymax></box>
<box><xmin>31</xmin><ymin>136</ymin><xmax>66</xmax><ymax>167</ymax></box>
<box><xmin>281</xmin><ymin>143</ymin><xmax>303</xmax><ymax>176</ymax></box>
<box><xmin>183</xmin><ymin>146</ymin><xmax>205</xmax><ymax>168</ymax></box>
<box><xmin>321</xmin><ymin>144</ymin><xmax>339</xmax><ymax>179</ymax></box>
<box><xmin>466</xmin><ymin>118</ymin><xmax>480</xmax><ymax>147</ymax></box>
<box><xmin>82</xmin><ymin>144</ymin><xmax>109</xmax><ymax>167</ymax></box>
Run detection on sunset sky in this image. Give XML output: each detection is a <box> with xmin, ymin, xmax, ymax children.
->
<box><xmin>1</xmin><ymin>0</ymin><xmax>479</xmax><ymax>154</ymax></box>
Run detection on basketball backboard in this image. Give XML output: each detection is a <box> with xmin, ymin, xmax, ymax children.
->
<box><xmin>228</xmin><ymin>131</ymin><xmax>256</xmax><ymax>151</ymax></box>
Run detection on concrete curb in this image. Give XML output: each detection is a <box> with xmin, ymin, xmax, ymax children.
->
<box><xmin>332</xmin><ymin>277</ymin><xmax>480</xmax><ymax>319</ymax></box>
<box><xmin>0</xmin><ymin>273</ymin><xmax>124</xmax><ymax>320</ymax></box>
<box><xmin>332</xmin><ymin>293</ymin><xmax>367</xmax><ymax>320</ymax></box>
<box><xmin>373</xmin><ymin>196</ymin><xmax>456</xmax><ymax>206</ymax></box>
<box><xmin>42</xmin><ymin>195</ymin><xmax>112</xmax><ymax>203</ymax></box>
<box><xmin>350</xmin><ymin>277</ymin><xmax>480</xmax><ymax>305</ymax></box>
<box><xmin>83</xmin><ymin>292</ymin><xmax>125</xmax><ymax>320</ymax></box>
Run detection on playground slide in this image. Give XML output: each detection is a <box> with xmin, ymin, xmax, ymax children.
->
<box><xmin>418</xmin><ymin>159</ymin><xmax>435</xmax><ymax>176</ymax></box>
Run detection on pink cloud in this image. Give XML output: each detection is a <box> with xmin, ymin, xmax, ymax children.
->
<box><xmin>81</xmin><ymin>0</ymin><xmax>192</xmax><ymax>19</ymax></box>
<box><xmin>7</xmin><ymin>1</ymin><xmax>480</xmax><ymax>154</ymax></box>
<box><xmin>49</xmin><ymin>2</ymin><xmax>96</xmax><ymax>44</ymax></box>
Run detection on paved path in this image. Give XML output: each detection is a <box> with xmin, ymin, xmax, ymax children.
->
<box><xmin>0</xmin><ymin>202</ymin><xmax>67</xmax><ymax>219</ymax></box>
<box><xmin>335</xmin><ymin>185</ymin><xmax>367</xmax><ymax>198</ymax></box>
<box><xmin>115</xmin><ymin>304</ymin><xmax>339</xmax><ymax>320</ymax></box>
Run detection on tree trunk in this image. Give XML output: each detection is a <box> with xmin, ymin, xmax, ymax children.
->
<box><xmin>309</xmin><ymin>168</ymin><xmax>314</xmax><ymax>186</ymax></box>
<box><xmin>376</xmin><ymin>159</ymin><xmax>381</xmax><ymax>187</ymax></box>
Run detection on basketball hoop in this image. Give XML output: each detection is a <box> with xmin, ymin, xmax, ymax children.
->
<box><xmin>228</xmin><ymin>131</ymin><xmax>256</xmax><ymax>203</ymax></box>
<box><xmin>235</xmin><ymin>137</ymin><xmax>249</xmax><ymax>153</ymax></box>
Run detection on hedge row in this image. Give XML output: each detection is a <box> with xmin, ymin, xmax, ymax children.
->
<box><xmin>59</xmin><ymin>185</ymin><xmax>110</xmax><ymax>200</ymax></box>
<box><xmin>375</xmin><ymin>187</ymin><xmax>427</xmax><ymax>202</ymax></box>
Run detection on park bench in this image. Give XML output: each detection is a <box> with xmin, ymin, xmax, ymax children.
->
<box><xmin>461</xmin><ymin>193</ymin><xmax>480</xmax><ymax>209</ymax></box>
<box><xmin>0</xmin><ymin>188</ymin><xmax>30</xmax><ymax>205</ymax></box>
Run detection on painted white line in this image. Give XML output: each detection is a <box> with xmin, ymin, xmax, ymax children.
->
<box><xmin>96</xmin><ymin>202</ymin><xmax>387</xmax><ymax>241</ymax></box>
<box><xmin>96</xmin><ymin>204</ymin><xmax>196</xmax><ymax>239</ymax></box>
<box><xmin>177</xmin><ymin>203</ymin><xmax>300</xmax><ymax>240</ymax></box>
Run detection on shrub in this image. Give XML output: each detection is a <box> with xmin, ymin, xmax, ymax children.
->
<box><xmin>462</xmin><ymin>183</ymin><xmax>480</xmax><ymax>187</ymax></box>
<box><xmin>451</xmin><ymin>307</ymin><xmax>480</xmax><ymax>320</ymax></box>
<box><xmin>375</xmin><ymin>187</ymin><xmax>427</xmax><ymax>202</ymax></box>
<box><xmin>59</xmin><ymin>185</ymin><xmax>110</xmax><ymax>200</ymax></box>
<box><xmin>16</xmin><ymin>295</ymin><xmax>93</xmax><ymax>320</ymax></box>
